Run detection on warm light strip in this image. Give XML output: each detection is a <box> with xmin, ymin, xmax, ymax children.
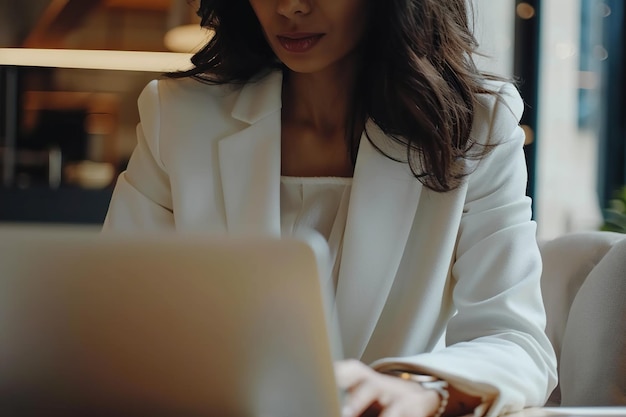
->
<box><xmin>0</xmin><ymin>48</ymin><xmax>194</xmax><ymax>72</ymax></box>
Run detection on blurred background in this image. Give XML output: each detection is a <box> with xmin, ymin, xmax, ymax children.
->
<box><xmin>0</xmin><ymin>0</ymin><xmax>624</xmax><ymax>239</ymax></box>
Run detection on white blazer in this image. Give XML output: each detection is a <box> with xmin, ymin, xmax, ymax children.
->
<box><xmin>104</xmin><ymin>71</ymin><xmax>557</xmax><ymax>416</ymax></box>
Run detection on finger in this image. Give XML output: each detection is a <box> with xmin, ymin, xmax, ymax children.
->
<box><xmin>379</xmin><ymin>394</ymin><xmax>432</xmax><ymax>417</ymax></box>
<box><xmin>378</xmin><ymin>402</ymin><xmax>404</xmax><ymax>417</ymax></box>
<box><xmin>335</xmin><ymin>360</ymin><xmax>372</xmax><ymax>390</ymax></box>
<box><xmin>343</xmin><ymin>380</ymin><xmax>384</xmax><ymax>417</ymax></box>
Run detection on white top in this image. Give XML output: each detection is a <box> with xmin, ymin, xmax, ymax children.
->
<box><xmin>280</xmin><ymin>176</ymin><xmax>352</xmax><ymax>290</ymax></box>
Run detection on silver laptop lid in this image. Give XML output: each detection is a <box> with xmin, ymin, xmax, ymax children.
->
<box><xmin>0</xmin><ymin>228</ymin><xmax>342</xmax><ymax>417</ymax></box>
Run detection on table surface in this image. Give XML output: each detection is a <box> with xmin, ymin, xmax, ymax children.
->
<box><xmin>511</xmin><ymin>408</ymin><xmax>626</xmax><ymax>417</ymax></box>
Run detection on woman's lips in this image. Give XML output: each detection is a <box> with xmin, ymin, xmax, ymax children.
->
<box><xmin>277</xmin><ymin>34</ymin><xmax>324</xmax><ymax>53</ymax></box>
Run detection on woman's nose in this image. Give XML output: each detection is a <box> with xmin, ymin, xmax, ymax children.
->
<box><xmin>276</xmin><ymin>0</ymin><xmax>312</xmax><ymax>18</ymax></box>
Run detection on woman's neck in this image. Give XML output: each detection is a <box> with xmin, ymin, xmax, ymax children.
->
<box><xmin>282</xmin><ymin>60</ymin><xmax>359</xmax><ymax>137</ymax></box>
<box><xmin>279</xmin><ymin>56</ymin><xmax>363</xmax><ymax>178</ymax></box>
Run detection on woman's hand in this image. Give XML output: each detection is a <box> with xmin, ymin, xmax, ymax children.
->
<box><xmin>335</xmin><ymin>359</ymin><xmax>441</xmax><ymax>417</ymax></box>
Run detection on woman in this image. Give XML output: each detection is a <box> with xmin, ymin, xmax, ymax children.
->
<box><xmin>103</xmin><ymin>0</ymin><xmax>558</xmax><ymax>416</ymax></box>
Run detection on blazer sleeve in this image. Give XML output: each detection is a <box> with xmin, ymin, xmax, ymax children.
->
<box><xmin>103</xmin><ymin>80</ymin><xmax>175</xmax><ymax>232</ymax></box>
<box><xmin>374</xmin><ymin>83</ymin><xmax>558</xmax><ymax>416</ymax></box>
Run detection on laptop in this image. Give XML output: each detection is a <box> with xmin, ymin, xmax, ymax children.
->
<box><xmin>0</xmin><ymin>226</ymin><xmax>343</xmax><ymax>416</ymax></box>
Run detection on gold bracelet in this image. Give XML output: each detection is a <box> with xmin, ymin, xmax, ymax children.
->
<box><xmin>386</xmin><ymin>371</ymin><xmax>449</xmax><ymax>417</ymax></box>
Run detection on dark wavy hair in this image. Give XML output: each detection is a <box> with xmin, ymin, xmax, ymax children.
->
<box><xmin>169</xmin><ymin>0</ymin><xmax>507</xmax><ymax>192</ymax></box>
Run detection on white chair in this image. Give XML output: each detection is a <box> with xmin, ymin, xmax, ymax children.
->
<box><xmin>540</xmin><ymin>231</ymin><xmax>626</xmax><ymax>406</ymax></box>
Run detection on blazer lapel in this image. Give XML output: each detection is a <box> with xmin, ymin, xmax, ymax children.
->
<box><xmin>218</xmin><ymin>71</ymin><xmax>283</xmax><ymax>236</ymax></box>
<box><xmin>335</xmin><ymin>121</ymin><xmax>423</xmax><ymax>359</ymax></box>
